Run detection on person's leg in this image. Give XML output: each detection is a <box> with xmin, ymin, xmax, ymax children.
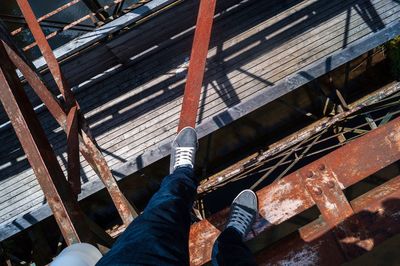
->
<box><xmin>97</xmin><ymin>127</ymin><xmax>198</xmax><ymax>266</ymax></box>
<box><xmin>211</xmin><ymin>228</ymin><xmax>256</xmax><ymax>266</ymax></box>
<box><xmin>97</xmin><ymin>167</ymin><xmax>197</xmax><ymax>266</ymax></box>
<box><xmin>211</xmin><ymin>190</ymin><xmax>258</xmax><ymax>266</ymax></box>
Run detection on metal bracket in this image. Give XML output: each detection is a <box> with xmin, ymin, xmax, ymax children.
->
<box><xmin>301</xmin><ymin>163</ymin><xmax>354</xmax><ymax>227</ymax></box>
<box><xmin>300</xmin><ymin>163</ymin><xmax>368</xmax><ymax>259</ymax></box>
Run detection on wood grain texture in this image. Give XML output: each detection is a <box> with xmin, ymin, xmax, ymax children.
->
<box><xmin>0</xmin><ymin>0</ymin><xmax>399</xmax><ymax>241</ymax></box>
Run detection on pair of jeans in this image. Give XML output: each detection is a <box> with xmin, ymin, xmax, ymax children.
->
<box><xmin>96</xmin><ymin>167</ymin><xmax>256</xmax><ymax>266</ymax></box>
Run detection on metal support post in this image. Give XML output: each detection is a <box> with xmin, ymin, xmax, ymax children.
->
<box><xmin>2</xmin><ymin>40</ymin><xmax>137</xmax><ymax>223</ymax></box>
<box><xmin>0</xmin><ymin>42</ymin><xmax>92</xmax><ymax>246</ymax></box>
<box><xmin>15</xmin><ymin>0</ymin><xmax>75</xmax><ymax>107</ymax></box>
<box><xmin>178</xmin><ymin>0</ymin><xmax>217</xmax><ymax>130</ymax></box>
<box><xmin>67</xmin><ymin>106</ymin><xmax>81</xmax><ymax>195</ymax></box>
<box><xmin>13</xmin><ymin>0</ymin><xmax>138</xmax><ymax>224</ymax></box>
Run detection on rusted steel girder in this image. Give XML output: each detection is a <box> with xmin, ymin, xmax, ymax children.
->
<box><xmin>255</xmin><ymin>175</ymin><xmax>400</xmax><ymax>264</ymax></box>
<box><xmin>16</xmin><ymin>0</ymin><xmax>75</xmax><ymax>107</ymax></box>
<box><xmin>0</xmin><ymin>42</ymin><xmax>92</xmax><ymax>246</ymax></box>
<box><xmin>67</xmin><ymin>106</ymin><xmax>81</xmax><ymax>195</ymax></box>
<box><xmin>11</xmin><ymin>0</ymin><xmax>82</xmax><ymax>36</ymax></box>
<box><xmin>2</xmin><ymin>40</ymin><xmax>138</xmax><ymax>224</ymax></box>
<box><xmin>300</xmin><ymin>166</ymin><xmax>354</xmax><ymax>227</ymax></box>
<box><xmin>11</xmin><ymin>0</ymin><xmax>138</xmax><ymax>225</ymax></box>
<box><xmin>15</xmin><ymin>0</ymin><xmax>127</xmax><ymax>52</ymax></box>
<box><xmin>189</xmin><ymin>115</ymin><xmax>400</xmax><ymax>265</ymax></box>
<box><xmin>178</xmin><ymin>0</ymin><xmax>217</xmax><ymax>130</ymax></box>
<box><xmin>198</xmin><ymin>82</ymin><xmax>400</xmax><ymax>195</ymax></box>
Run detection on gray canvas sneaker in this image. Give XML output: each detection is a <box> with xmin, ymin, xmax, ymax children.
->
<box><xmin>226</xmin><ymin>189</ymin><xmax>258</xmax><ymax>238</ymax></box>
<box><xmin>170</xmin><ymin>127</ymin><xmax>198</xmax><ymax>174</ymax></box>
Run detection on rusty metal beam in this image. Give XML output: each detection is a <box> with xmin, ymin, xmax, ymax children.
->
<box><xmin>300</xmin><ymin>165</ymin><xmax>354</xmax><ymax>227</ymax></box>
<box><xmin>67</xmin><ymin>106</ymin><xmax>81</xmax><ymax>195</ymax></box>
<box><xmin>3</xmin><ymin>40</ymin><xmax>67</xmax><ymax>125</ymax></box>
<box><xmin>189</xmin><ymin>115</ymin><xmax>400</xmax><ymax>265</ymax></box>
<box><xmin>255</xmin><ymin>175</ymin><xmax>400</xmax><ymax>264</ymax></box>
<box><xmin>0</xmin><ymin>42</ymin><xmax>92</xmax><ymax>246</ymax></box>
<box><xmin>17</xmin><ymin>0</ymin><xmax>131</xmax><ymax>52</ymax></box>
<box><xmin>2</xmin><ymin>4</ymin><xmax>138</xmax><ymax>224</ymax></box>
<box><xmin>177</xmin><ymin>0</ymin><xmax>217</xmax><ymax>130</ymax></box>
<box><xmin>4</xmin><ymin>40</ymin><xmax>138</xmax><ymax>224</ymax></box>
<box><xmin>198</xmin><ymin>82</ymin><xmax>400</xmax><ymax>195</ymax></box>
<box><xmin>11</xmin><ymin>0</ymin><xmax>82</xmax><ymax>36</ymax></box>
<box><xmin>15</xmin><ymin>0</ymin><xmax>75</xmax><ymax>107</ymax></box>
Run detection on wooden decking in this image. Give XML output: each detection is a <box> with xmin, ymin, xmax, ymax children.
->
<box><xmin>1</xmin><ymin>0</ymin><xmax>399</xmax><ymax>240</ymax></box>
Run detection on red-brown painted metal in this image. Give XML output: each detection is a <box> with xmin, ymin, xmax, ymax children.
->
<box><xmin>5</xmin><ymin>39</ymin><xmax>138</xmax><ymax>224</ymax></box>
<box><xmin>2</xmin><ymin>41</ymin><xmax>67</xmax><ymax>126</ymax></box>
<box><xmin>256</xmin><ymin>175</ymin><xmax>400</xmax><ymax>264</ymax></box>
<box><xmin>256</xmin><ymin>230</ymin><xmax>346</xmax><ymax>266</ymax></box>
<box><xmin>14</xmin><ymin>0</ymin><xmax>126</xmax><ymax>52</ymax></box>
<box><xmin>9</xmin><ymin>1</ymin><xmax>138</xmax><ymax>225</ymax></box>
<box><xmin>300</xmin><ymin>166</ymin><xmax>354</xmax><ymax>227</ymax></box>
<box><xmin>16</xmin><ymin>0</ymin><xmax>75</xmax><ymax>107</ymax></box>
<box><xmin>177</xmin><ymin>0</ymin><xmax>217</xmax><ymax>131</ymax></box>
<box><xmin>67</xmin><ymin>106</ymin><xmax>81</xmax><ymax>195</ymax></box>
<box><xmin>189</xmin><ymin>116</ymin><xmax>400</xmax><ymax>265</ymax></box>
<box><xmin>11</xmin><ymin>0</ymin><xmax>82</xmax><ymax>36</ymax></box>
<box><xmin>198</xmin><ymin>82</ymin><xmax>400</xmax><ymax>195</ymax></box>
<box><xmin>0</xmin><ymin>42</ymin><xmax>92</xmax><ymax>246</ymax></box>
<box><xmin>300</xmin><ymin>165</ymin><xmax>364</xmax><ymax>260</ymax></box>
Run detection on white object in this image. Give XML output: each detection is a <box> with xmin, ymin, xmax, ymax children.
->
<box><xmin>51</xmin><ymin>243</ymin><xmax>102</xmax><ymax>266</ymax></box>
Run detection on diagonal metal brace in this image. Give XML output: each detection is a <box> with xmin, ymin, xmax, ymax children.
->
<box><xmin>0</xmin><ymin>43</ymin><xmax>93</xmax><ymax>245</ymax></box>
<box><xmin>1</xmin><ymin>40</ymin><xmax>137</xmax><ymax>225</ymax></box>
<box><xmin>178</xmin><ymin>0</ymin><xmax>217</xmax><ymax>130</ymax></box>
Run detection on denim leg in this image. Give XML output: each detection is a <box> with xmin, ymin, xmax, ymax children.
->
<box><xmin>97</xmin><ymin>167</ymin><xmax>197</xmax><ymax>266</ymax></box>
<box><xmin>211</xmin><ymin>228</ymin><xmax>257</xmax><ymax>266</ymax></box>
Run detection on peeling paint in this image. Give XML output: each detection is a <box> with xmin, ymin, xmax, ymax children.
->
<box><xmin>386</xmin><ymin>129</ymin><xmax>400</xmax><ymax>152</ymax></box>
<box><xmin>264</xmin><ymin>198</ymin><xmax>304</xmax><ymax>223</ymax></box>
<box><xmin>325</xmin><ymin>201</ymin><xmax>337</xmax><ymax>211</ymax></box>
<box><xmin>330</xmin><ymin>171</ymin><xmax>345</xmax><ymax>190</ymax></box>
<box><xmin>269</xmin><ymin>244</ymin><xmax>320</xmax><ymax>266</ymax></box>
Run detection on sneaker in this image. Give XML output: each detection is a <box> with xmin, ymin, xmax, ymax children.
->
<box><xmin>226</xmin><ymin>189</ymin><xmax>258</xmax><ymax>238</ymax></box>
<box><xmin>170</xmin><ymin>127</ymin><xmax>198</xmax><ymax>174</ymax></box>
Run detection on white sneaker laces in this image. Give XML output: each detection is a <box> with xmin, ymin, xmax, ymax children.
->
<box><xmin>226</xmin><ymin>204</ymin><xmax>254</xmax><ymax>236</ymax></box>
<box><xmin>174</xmin><ymin>147</ymin><xmax>195</xmax><ymax>169</ymax></box>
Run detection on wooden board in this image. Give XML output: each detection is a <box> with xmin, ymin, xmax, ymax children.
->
<box><xmin>0</xmin><ymin>0</ymin><xmax>399</xmax><ymax>241</ymax></box>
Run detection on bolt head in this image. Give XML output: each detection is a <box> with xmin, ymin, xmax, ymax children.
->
<box><xmin>327</xmin><ymin>181</ymin><xmax>335</xmax><ymax>188</ymax></box>
<box><xmin>314</xmin><ymin>187</ymin><xmax>323</xmax><ymax>195</ymax></box>
<box><xmin>318</xmin><ymin>164</ymin><xmax>326</xmax><ymax>171</ymax></box>
<box><xmin>307</xmin><ymin>171</ymin><xmax>314</xmax><ymax>178</ymax></box>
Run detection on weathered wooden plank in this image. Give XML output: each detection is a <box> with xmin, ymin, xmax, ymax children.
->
<box><xmin>107</xmin><ymin>0</ymin><xmax>300</xmax><ymax>61</ymax></box>
<box><xmin>115</xmin><ymin>19</ymin><xmax>400</xmax><ymax>177</ymax></box>
<box><xmin>76</xmin><ymin>0</ymin><xmax>390</xmax><ymax>160</ymax></box>
<box><xmin>0</xmin><ymin>0</ymin><xmax>185</xmax><ymax>125</ymax></box>
<box><xmin>84</xmin><ymin>0</ymin><xmax>394</xmax><ymax>147</ymax></box>
<box><xmin>0</xmin><ymin>0</ymin><xmax>375</xmax><ymax>143</ymax></box>
<box><xmin>39</xmin><ymin>7</ymin><xmax>400</xmax><ymax>183</ymax></box>
<box><xmin>102</xmin><ymin>5</ymin><xmax>397</xmax><ymax>161</ymax></box>
<box><xmin>0</xmin><ymin>0</ymin><xmax>396</xmax><ymax>212</ymax></box>
<box><xmin>0</xmin><ymin>0</ymin><xmax>400</xmax><ymax>239</ymax></box>
<box><xmin>0</xmin><ymin>0</ymin><xmax>288</xmax><ymax>183</ymax></box>
<box><xmin>30</xmin><ymin>0</ymin><xmax>177</xmax><ymax>70</ymax></box>
<box><xmin>3</xmin><ymin>2</ymin><xmax>396</xmax><ymax>195</ymax></box>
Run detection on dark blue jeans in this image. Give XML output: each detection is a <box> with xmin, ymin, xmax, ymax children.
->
<box><xmin>97</xmin><ymin>167</ymin><xmax>256</xmax><ymax>266</ymax></box>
